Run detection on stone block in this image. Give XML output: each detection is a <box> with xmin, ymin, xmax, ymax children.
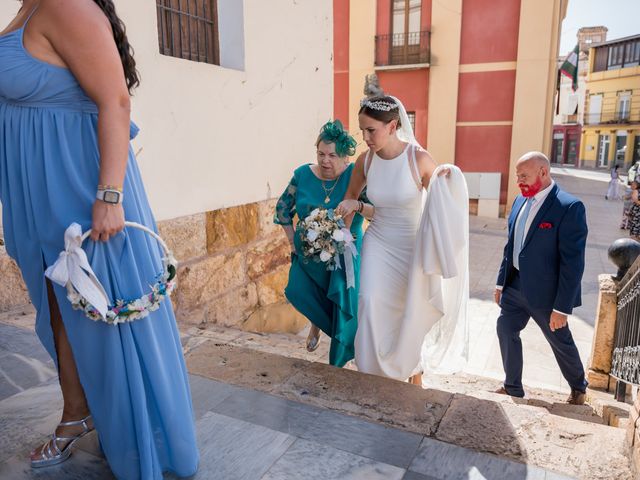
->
<box><xmin>206</xmin><ymin>203</ymin><xmax>259</xmax><ymax>253</ymax></box>
<box><xmin>258</xmin><ymin>199</ymin><xmax>284</xmax><ymax>238</ymax></box>
<box><xmin>587</xmin><ymin>369</ymin><xmax>611</xmax><ymax>390</ymax></box>
<box><xmin>0</xmin><ymin>250</ymin><xmax>30</xmax><ymax>312</ymax></box>
<box><xmin>256</xmin><ymin>264</ymin><xmax>289</xmax><ymax>306</ymax></box>
<box><xmin>205</xmin><ymin>284</ymin><xmax>259</xmax><ymax>328</ymax></box>
<box><xmin>242</xmin><ymin>302</ymin><xmax>307</xmax><ymax>334</ymax></box>
<box><xmin>275</xmin><ymin>362</ymin><xmax>453</xmax><ymax>436</ymax></box>
<box><xmin>185</xmin><ymin>341</ymin><xmax>308</xmax><ymax>393</ymax></box>
<box><xmin>246</xmin><ymin>237</ymin><xmax>290</xmax><ymax>280</ymax></box>
<box><xmin>589</xmin><ymin>274</ymin><xmax>619</xmax><ymax>373</ymax></box>
<box><xmin>626</xmin><ymin>416</ymin><xmax>637</xmax><ymax>448</ymax></box>
<box><xmin>157</xmin><ymin>213</ymin><xmax>207</xmax><ymax>261</ymax></box>
<box><xmin>175</xmin><ymin>251</ymin><xmax>246</xmax><ymax>308</ymax></box>
<box><xmin>436</xmin><ymin>395</ymin><xmax>631</xmax><ymax>479</ymax></box>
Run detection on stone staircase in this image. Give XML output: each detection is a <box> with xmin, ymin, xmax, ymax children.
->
<box><xmin>0</xmin><ymin>304</ymin><xmax>634</xmax><ymax>479</ymax></box>
<box><xmin>180</xmin><ymin>323</ymin><xmax>634</xmax><ymax>480</ymax></box>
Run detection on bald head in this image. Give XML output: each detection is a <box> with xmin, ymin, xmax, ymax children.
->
<box><xmin>517</xmin><ymin>151</ymin><xmax>551</xmax><ymax>170</ymax></box>
<box><xmin>515</xmin><ymin>151</ymin><xmax>552</xmax><ymax>197</ymax></box>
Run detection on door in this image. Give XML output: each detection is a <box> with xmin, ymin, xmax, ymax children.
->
<box><xmin>566</xmin><ymin>135</ymin><xmax>579</xmax><ymax>165</ymax></box>
<box><xmin>598</xmin><ymin>135</ymin><xmax>610</xmax><ymax>167</ymax></box>
<box><xmin>552</xmin><ymin>133</ymin><xmax>564</xmax><ymax>164</ymax></box>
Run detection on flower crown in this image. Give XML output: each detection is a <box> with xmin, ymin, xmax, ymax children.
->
<box><xmin>360</xmin><ymin>98</ymin><xmax>399</xmax><ymax>112</ymax></box>
<box><xmin>318</xmin><ymin>120</ymin><xmax>357</xmax><ymax>157</ymax></box>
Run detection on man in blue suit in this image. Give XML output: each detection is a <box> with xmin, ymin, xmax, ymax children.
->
<box><xmin>494</xmin><ymin>151</ymin><xmax>588</xmax><ymax>404</ymax></box>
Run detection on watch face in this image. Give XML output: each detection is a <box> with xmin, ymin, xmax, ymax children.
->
<box><xmin>104</xmin><ymin>191</ymin><xmax>120</xmax><ymax>204</ymax></box>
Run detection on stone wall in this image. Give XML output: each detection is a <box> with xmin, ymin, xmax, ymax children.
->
<box><xmin>627</xmin><ymin>389</ymin><xmax>640</xmax><ymax>476</ymax></box>
<box><xmin>158</xmin><ymin>199</ymin><xmax>306</xmax><ymax>332</ymax></box>
<box><xmin>0</xmin><ymin>201</ymin><xmax>306</xmax><ymax>334</ymax></box>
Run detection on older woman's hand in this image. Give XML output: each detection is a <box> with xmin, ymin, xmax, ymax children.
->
<box><xmin>438</xmin><ymin>167</ymin><xmax>451</xmax><ymax>178</ymax></box>
<box><xmin>336</xmin><ymin>199</ymin><xmax>360</xmax><ymax>217</ymax></box>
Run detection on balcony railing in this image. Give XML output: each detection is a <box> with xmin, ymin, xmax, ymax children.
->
<box><xmin>584</xmin><ymin>111</ymin><xmax>637</xmax><ymax>125</ymax></box>
<box><xmin>375</xmin><ymin>31</ymin><xmax>430</xmax><ymax>67</ymax></box>
<box><xmin>611</xmin><ymin>256</ymin><xmax>640</xmax><ymax>387</ymax></box>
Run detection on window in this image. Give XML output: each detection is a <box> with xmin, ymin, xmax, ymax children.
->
<box><xmin>379</xmin><ymin>0</ymin><xmax>429</xmax><ymax>66</ymax></box>
<box><xmin>606</xmin><ymin>40</ymin><xmax>640</xmax><ymax>70</ymax></box>
<box><xmin>406</xmin><ymin>112</ymin><xmax>416</xmax><ymax>132</ymax></box>
<box><xmin>392</xmin><ymin>0</ymin><xmax>422</xmax><ymax>42</ymax></box>
<box><xmin>618</xmin><ymin>92</ymin><xmax>631</xmax><ymax>121</ymax></box>
<box><xmin>608</xmin><ymin>45</ymin><xmax>623</xmax><ymax>69</ymax></box>
<box><xmin>156</xmin><ymin>0</ymin><xmax>219</xmax><ymax>65</ymax></box>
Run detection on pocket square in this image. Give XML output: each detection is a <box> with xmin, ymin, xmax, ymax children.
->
<box><xmin>539</xmin><ymin>222</ymin><xmax>553</xmax><ymax>229</ymax></box>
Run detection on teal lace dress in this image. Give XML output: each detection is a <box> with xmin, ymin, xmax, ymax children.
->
<box><xmin>274</xmin><ymin>164</ymin><xmax>366</xmax><ymax>367</ymax></box>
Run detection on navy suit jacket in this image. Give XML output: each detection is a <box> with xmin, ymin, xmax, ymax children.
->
<box><xmin>497</xmin><ymin>183</ymin><xmax>588</xmax><ymax>314</ymax></box>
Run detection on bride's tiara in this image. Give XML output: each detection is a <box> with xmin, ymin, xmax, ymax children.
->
<box><xmin>360</xmin><ymin>98</ymin><xmax>399</xmax><ymax>112</ymax></box>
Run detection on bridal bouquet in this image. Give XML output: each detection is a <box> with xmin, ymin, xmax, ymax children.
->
<box><xmin>298</xmin><ymin>208</ymin><xmax>358</xmax><ymax>287</ymax></box>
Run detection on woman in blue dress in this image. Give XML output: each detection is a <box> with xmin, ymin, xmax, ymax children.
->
<box><xmin>274</xmin><ymin>121</ymin><xmax>372</xmax><ymax>367</ymax></box>
<box><xmin>0</xmin><ymin>1</ymin><xmax>198</xmax><ymax>478</ymax></box>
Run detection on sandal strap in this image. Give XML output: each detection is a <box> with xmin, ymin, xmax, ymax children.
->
<box><xmin>58</xmin><ymin>414</ymin><xmax>92</xmax><ymax>431</ymax></box>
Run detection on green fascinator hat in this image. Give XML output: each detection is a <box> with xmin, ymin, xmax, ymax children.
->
<box><xmin>317</xmin><ymin>120</ymin><xmax>357</xmax><ymax>157</ymax></box>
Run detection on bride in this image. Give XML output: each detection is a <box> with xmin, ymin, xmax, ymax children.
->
<box><xmin>336</xmin><ymin>95</ymin><xmax>469</xmax><ymax>384</ymax></box>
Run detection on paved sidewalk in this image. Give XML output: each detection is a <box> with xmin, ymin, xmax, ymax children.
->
<box><xmin>463</xmin><ymin>169</ymin><xmax>625</xmax><ymax>393</ymax></box>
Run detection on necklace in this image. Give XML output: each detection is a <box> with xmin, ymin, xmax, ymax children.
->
<box><xmin>321</xmin><ymin>170</ymin><xmax>344</xmax><ymax>204</ymax></box>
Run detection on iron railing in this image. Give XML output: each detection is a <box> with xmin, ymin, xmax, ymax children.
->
<box><xmin>584</xmin><ymin>111</ymin><xmax>638</xmax><ymax>125</ymax></box>
<box><xmin>611</xmin><ymin>257</ymin><xmax>640</xmax><ymax>386</ymax></box>
<box><xmin>375</xmin><ymin>31</ymin><xmax>430</xmax><ymax>67</ymax></box>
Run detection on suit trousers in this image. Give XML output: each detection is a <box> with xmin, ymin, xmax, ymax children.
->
<box><xmin>497</xmin><ymin>271</ymin><xmax>587</xmax><ymax>397</ymax></box>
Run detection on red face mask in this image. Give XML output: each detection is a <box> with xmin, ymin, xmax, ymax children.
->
<box><xmin>519</xmin><ymin>176</ymin><xmax>543</xmax><ymax>198</ymax></box>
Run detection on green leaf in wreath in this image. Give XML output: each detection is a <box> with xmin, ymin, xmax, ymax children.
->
<box><xmin>167</xmin><ymin>264</ymin><xmax>177</xmax><ymax>282</ymax></box>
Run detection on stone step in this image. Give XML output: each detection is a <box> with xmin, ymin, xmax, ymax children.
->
<box><xmin>181</xmin><ymin>323</ymin><xmax>631</xmax><ymax>429</ymax></box>
<box><xmin>183</xmin><ymin>327</ymin><xmax>633</xmax><ymax>480</ymax></box>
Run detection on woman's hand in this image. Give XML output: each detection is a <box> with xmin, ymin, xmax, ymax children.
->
<box><xmin>438</xmin><ymin>167</ymin><xmax>451</xmax><ymax>178</ymax></box>
<box><xmin>335</xmin><ymin>199</ymin><xmax>360</xmax><ymax>217</ymax></box>
<box><xmin>91</xmin><ymin>201</ymin><xmax>125</xmax><ymax>242</ymax></box>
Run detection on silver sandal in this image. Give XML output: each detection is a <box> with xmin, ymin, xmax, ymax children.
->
<box><xmin>30</xmin><ymin>414</ymin><xmax>94</xmax><ymax>468</ymax></box>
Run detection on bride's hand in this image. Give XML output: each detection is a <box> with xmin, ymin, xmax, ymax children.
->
<box><xmin>335</xmin><ymin>200</ymin><xmax>359</xmax><ymax>217</ymax></box>
<box><xmin>438</xmin><ymin>167</ymin><xmax>451</xmax><ymax>178</ymax></box>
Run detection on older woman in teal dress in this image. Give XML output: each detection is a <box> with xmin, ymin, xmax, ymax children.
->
<box><xmin>274</xmin><ymin>121</ymin><xmax>371</xmax><ymax>367</ymax></box>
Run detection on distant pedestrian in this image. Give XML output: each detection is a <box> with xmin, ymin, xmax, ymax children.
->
<box><xmin>628</xmin><ymin>181</ymin><xmax>640</xmax><ymax>241</ymax></box>
<box><xmin>606</xmin><ymin>165</ymin><xmax>621</xmax><ymax>200</ymax></box>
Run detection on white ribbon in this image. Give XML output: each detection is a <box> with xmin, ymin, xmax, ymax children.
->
<box><xmin>45</xmin><ymin>223</ymin><xmax>110</xmax><ymax>319</ymax></box>
<box><xmin>341</xmin><ymin>228</ymin><xmax>358</xmax><ymax>289</ymax></box>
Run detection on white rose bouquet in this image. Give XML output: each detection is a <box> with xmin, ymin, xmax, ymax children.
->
<box><xmin>298</xmin><ymin>208</ymin><xmax>358</xmax><ymax>287</ymax></box>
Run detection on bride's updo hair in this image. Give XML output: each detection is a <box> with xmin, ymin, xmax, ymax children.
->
<box><xmin>358</xmin><ymin>95</ymin><xmax>401</xmax><ymax>128</ymax></box>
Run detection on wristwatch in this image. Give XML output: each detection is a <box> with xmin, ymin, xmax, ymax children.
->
<box><xmin>96</xmin><ymin>188</ymin><xmax>123</xmax><ymax>205</ymax></box>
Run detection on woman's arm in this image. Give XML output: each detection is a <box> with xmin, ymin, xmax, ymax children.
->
<box><xmin>42</xmin><ymin>1</ymin><xmax>131</xmax><ymax>242</ymax></box>
<box><xmin>633</xmin><ymin>190</ymin><xmax>640</xmax><ymax>205</ymax></box>
<box><xmin>336</xmin><ymin>153</ymin><xmax>368</xmax><ymax>223</ymax></box>
<box><xmin>415</xmin><ymin>149</ymin><xmax>445</xmax><ymax>189</ymax></box>
<box><xmin>281</xmin><ymin>225</ymin><xmax>296</xmax><ymax>253</ymax></box>
<box><xmin>274</xmin><ymin>174</ymin><xmax>298</xmax><ymax>253</ymax></box>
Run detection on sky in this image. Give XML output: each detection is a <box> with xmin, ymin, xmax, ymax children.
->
<box><xmin>560</xmin><ymin>0</ymin><xmax>640</xmax><ymax>55</ymax></box>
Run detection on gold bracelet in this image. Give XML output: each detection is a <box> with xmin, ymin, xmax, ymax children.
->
<box><xmin>98</xmin><ymin>184</ymin><xmax>123</xmax><ymax>192</ymax></box>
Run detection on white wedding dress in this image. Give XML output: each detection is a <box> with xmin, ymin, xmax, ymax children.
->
<box><xmin>355</xmin><ymin>144</ymin><xmax>423</xmax><ymax>378</ymax></box>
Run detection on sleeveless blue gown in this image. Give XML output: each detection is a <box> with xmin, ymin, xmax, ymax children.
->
<box><xmin>0</xmin><ymin>17</ymin><xmax>199</xmax><ymax>480</ymax></box>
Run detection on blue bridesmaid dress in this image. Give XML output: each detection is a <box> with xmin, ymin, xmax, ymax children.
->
<box><xmin>0</xmin><ymin>11</ymin><xmax>199</xmax><ymax>480</ymax></box>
